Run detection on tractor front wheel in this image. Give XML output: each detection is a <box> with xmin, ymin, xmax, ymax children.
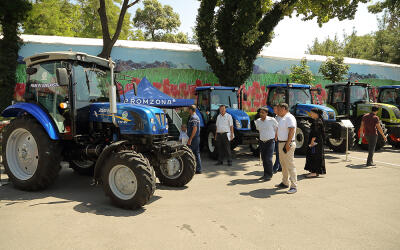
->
<box><xmin>327</xmin><ymin>127</ymin><xmax>356</xmax><ymax>153</ymax></box>
<box><xmin>2</xmin><ymin>117</ymin><xmax>62</xmax><ymax>190</ymax></box>
<box><xmin>154</xmin><ymin>145</ymin><xmax>196</xmax><ymax>187</ymax></box>
<box><xmin>101</xmin><ymin>151</ymin><xmax>155</xmax><ymax>209</ymax></box>
<box><xmin>207</xmin><ymin>124</ymin><xmax>218</xmax><ymax>160</ymax></box>
<box><xmin>294</xmin><ymin>119</ymin><xmax>311</xmax><ymax>155</ymax></box>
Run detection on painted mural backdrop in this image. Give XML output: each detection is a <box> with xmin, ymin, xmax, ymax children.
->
<box><xmin>15</xmin><ymin>36</ymin><xmax>400</xmax><ymax>111</ymax></box>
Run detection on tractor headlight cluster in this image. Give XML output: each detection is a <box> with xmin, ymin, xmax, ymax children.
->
<box><xmin>235</xmin><ymin>119</ymin><xmax>242</xmax><ymax>129</ymax></box>
<box><xmin>322</xmin><ymin>111</ymin><xmax>329</xmax><ymax>120</ymax></box>
<box><xmin>150</xmin><ymin>118</ymin><xmax>155</xmax><ymax>124</ymax></box>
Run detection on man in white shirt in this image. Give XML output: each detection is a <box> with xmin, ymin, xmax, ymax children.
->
<box><xmin>275</xmin><ymin>103</ymin><xmax>298</xmax><ymax>194</ymax></box>
<box><xmin>215</xmin><ymin>105</ymin><xmax>234</xmax><ymax>166</ymax></box>
<box><xmin>255</xmin><ymin>107</ymin><xmax>278</xmax><ymax>181</ymax></box>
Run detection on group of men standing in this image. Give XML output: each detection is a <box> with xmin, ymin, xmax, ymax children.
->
<box><xmin>255</xmin><ymin>103</ymin><xmax>298</xmax><ymax>194</ymax></box>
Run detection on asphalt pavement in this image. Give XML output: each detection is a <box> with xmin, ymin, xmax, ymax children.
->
<box><xmin>1</xmin><ymin>146</ymin><xmax>400</xmax><ymax>250</ymax></box>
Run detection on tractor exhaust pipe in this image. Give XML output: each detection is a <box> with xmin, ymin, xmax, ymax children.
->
<box><xmin>108</xmin><ymin>57</ymin><xmax>118</xmax><ymax>127</ymax></box>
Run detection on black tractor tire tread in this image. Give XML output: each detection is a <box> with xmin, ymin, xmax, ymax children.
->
<box><xmin>1</xmin><ymin>117</ymin><xmax>62</xmax><ymax>191</ymax></box>
<box><xmin>326</xmin><ymin>127</ymin><xmax>356</xmax><ymax>153</ymax></box>
<box><xmin>295</xmin><ymin>119</ymin><xmax>311</xmax><ymax>155</ymax></box>
<box><xmin>101</xmin><ymin>150</ymin><xmax>155</xmax><ymax>209</ymax></box>
<box><xmin>154</xmin><ymin>145</ymin><xmax>196</xmax><ymax>187</ymax></box>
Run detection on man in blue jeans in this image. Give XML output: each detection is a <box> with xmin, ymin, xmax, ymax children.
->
<box><xmin>255</xmin><ymin>107</ymin><xmax>278</xmax><ymax>181</ymax></box>
<box><xmin>187</xmin><ymin>105</ymin><xmax>202</xmax><ymax>174</ymax></box>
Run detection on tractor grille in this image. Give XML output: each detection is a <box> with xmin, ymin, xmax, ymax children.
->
<box><xmin>161</xmin><ymin>113</ymin><xmax>165</xmax><ymax>126</ymax></box>
<box><xmin>241</xmin><ymin>120</ymin><xmax>249</xmax><ymax>128</ymax></box>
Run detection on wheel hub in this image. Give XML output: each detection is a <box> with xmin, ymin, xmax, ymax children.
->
<box><xmin>161</xmin><ymin>157</ymin><xmax>183</xmax><ymax>179</ymax></box>
<box><xmin>6</xmin><ymin>128</ymin><xmax>39</xmax><ymax>180</ymax></box>
<box><xmin>108</xmin><ymin>165</ymin><xmax>138</xmax><ymax>200</ymax></box>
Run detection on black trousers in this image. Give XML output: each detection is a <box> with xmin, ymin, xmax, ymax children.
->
<box><xmin>366</xmin><ymin>135</ymin><xmax>378</xmax><ymax>165</ymax></box>
<box><xmin>216</xmin><ymin>133</ymin><xmax>231</xmax><ymax>163</ymax></box>
<box><xmin>260</xmin><ymin>140</ymin><xmax>275</xmax><ymax>178</ymax></box>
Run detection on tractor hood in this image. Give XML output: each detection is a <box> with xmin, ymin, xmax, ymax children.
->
<box><xmin>295</xmin><ymin>104</ymin><xmax>336</xmax><ymax>122</ymax></box>
<box><xmin>89</xmin><ymin>103</ymin><xmax>168</xmax><ymax>135</ymax></box>
<box><xmin>226</xmin><ymin>108</ymin><xmax>251</xmax><ymax>130</ymax></box>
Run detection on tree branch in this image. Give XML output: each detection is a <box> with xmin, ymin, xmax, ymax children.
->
<box><xmin>98</xmin><ymin>0</ymin><xmax>111</xmax><ymax>42</ymax></box>
<box><xmin>127</xmin><ymin>0</ymin><xmax>140</xmax><ymax>8</ymax></box>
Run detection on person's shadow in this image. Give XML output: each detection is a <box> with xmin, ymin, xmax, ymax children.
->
<box><xmin>240</xmin><ymin>187</ymin><xmax>286</xmax><ymax>199</ymax></box>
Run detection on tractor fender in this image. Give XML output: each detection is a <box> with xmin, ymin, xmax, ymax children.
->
<box><xmin>93</xmin><ymin>140</ymin><xmax>129</xmax><ymax>180</ymax></box>
<box><xmin>1</xmin><ymin>102</ymin><xmax>59</xmax><ymax>140</ymax></box>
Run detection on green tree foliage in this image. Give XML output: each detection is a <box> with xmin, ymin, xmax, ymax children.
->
<box><xmin>23</xmin><ymin>0</ymin><xmax>82</xmax><ymax>37</ymax></box>
<box><xmin>161</xmin><ymin>32</ymin><xmax>189</xmax><ymax>44</ymax></box>
<box><xmin>306</xmin><ymin>35</ymin><xmax>343</xmax><ymax>57</ymax></box>
<box><xmin>78</xmin><ymin>0</ymin><xmax>132</xmax><ymax>39</ymax></box>
<box><xmin>196</xmin><ymin>0</ymin><xmax>367</xmax><ymax>86</ymax></box>
<box><xmin>133</xmin><ymin>0</ymin><xmax>181</xmax><ymax>41</ymax></box>
<box><xmin>289</xmin><ymin>58</ymin><xmax>315</xmax><ymax>85</ymax></box>
<box><xmin>319</xmin><ymin>56</ymin><xmax>350</xmax><ymax>83</ymax></box>
<box><xmin>0</xmin><ymin>0</ymin><xmax>32</xmax><ymax>111</ymax></box>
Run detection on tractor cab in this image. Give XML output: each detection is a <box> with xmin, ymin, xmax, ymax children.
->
<box><xmin>378</xmin><ymin>85</ymin><xmax>400</xmax><ymax>108</ymax></box>
<box><xmin>195</xmin><ymin>86</ymin><xmax>258</xmax><ymax>158</ymax></box>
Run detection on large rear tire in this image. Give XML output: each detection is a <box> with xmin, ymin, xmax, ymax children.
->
<box><xmin>102</xmin><ymin>151</ymin><xmax>155</xmax><ymax>209</ymax></box>
<box><xmin>206</xmin><ymin>124</ymin><xmax>218</xmax><ymax>160</ymax></box>
<box><xmin>294</xmin><ymin>119</ymin><xmax>311</xmax><ymax>155</ymax></box>
<box><xmin>2</xmin><ymin>117</ymin><xmax>62</xmax><ymax>190</ymax></box>
<box><xmin>326</xmin><ymin>127</ymin><xmax>356</xmax><ymax>153</ymax></box>
<box><xmin>154</xmin><ymin>145</ymin><xmax>196</xmax><ymax>187</ymax></box>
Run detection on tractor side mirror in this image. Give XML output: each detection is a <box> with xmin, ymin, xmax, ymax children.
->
<box><xmin>243</xmin><ymin>93</ymin><xmax>248</xmax><ymax>101</ymax></box>
<box><xmin>56</xmin><ymin>68</ymin><xmax>69</xmax><ymax>86</ymax></box>
<box><xmin>26</xmin><ymin>67</ymin><xmax>37</xmax><ymax>75</ymax></box>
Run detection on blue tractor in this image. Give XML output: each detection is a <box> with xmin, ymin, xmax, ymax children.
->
<box><xmin>1</xmin><ymin>52</ymin><xmax>195</xmax><ymax>209</ymax></box>
<box><xmin>255</xmin><ymin>83</ymin><xmax>348</xmax><ymax>154</ymax></box>
<box><xmin>195</xmin><ymin>86</ymin><xmax>259</xmax><ymax>159</ymax></box>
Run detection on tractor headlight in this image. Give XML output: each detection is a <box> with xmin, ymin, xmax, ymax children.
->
<box><xmin>150</xmin><ymin>118</ymin><xmax>155</xmax><ymax>124</ymax></box>
<box><xmin>152</xmin><ymin>125</ymin><xmax>156</xmax><ymax>132</ymax></box>
<box><xmin>235</xmin><ymin>119</ymin><xmax>242</xmax><ymax>129</ymax></box>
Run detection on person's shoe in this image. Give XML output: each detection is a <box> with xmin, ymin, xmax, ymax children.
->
<box><xmin>227</xmin><ymin>162</ymin><xmax>232</xmax><ymax>166</ymax></box>
<box><xmin>366</xmin><ymin>163</ymin><xmax>376</xmax><ymax>166</ymax></box>
<box><xmin>273</xmin><ymin>170</ymin><xmax>277</xmax><ymax>174</ymax></box>
<box><xmin>286</xmin><ymin>187</ymin><xmax>297</xmax><ymax>194</ymax></box>
<box><xmin>215</xmin><ymin>161</ymin><xmax>223</xmax><ymax>165</ymax></box>
<box><xmin>275</xmin><ymin>183</ymin><xmax>289</xmax><ymax>189</ymax></box>
<box><xmin>195</xmin><ymin>170</ymin><xmax>202</xmax><ymax>174</ymax></box>
<box><xmin>259</xmin><ymin>176</ymin><xmax>271</xmax><ymax>181</ymax></box>
<box><xmin>277</xmin><ymin>169</ymin><xmax>282</xmax><ymax>172</ymax></box>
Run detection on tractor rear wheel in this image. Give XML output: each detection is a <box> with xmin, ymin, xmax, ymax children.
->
<box><xmin>70</xmin><ymin>160</ymin><xmax>95</xmax><ymax>176</ymax></box>
<box><xmin>294</xmin><ymin>119</ymin><xmax>311</xmax><ymax>155</ymax></box>
<box><xmin>154</xmin><ymin>145</ymin><xmax>195</xmax><ymax>187</ymax></box>
<box><xmin>2</xmin><ymin>117</ymin><xmax>62</xmax><ymax>190</ymax></box>
<box><xmin>101</xmin><ymin>151</ymin><xmax>155</xmax><ymax>209</ymax></box>
<box><xmin>327</xmin><ymin>127</ymin><xmax>356</xmax><ymax>153</ymax></box>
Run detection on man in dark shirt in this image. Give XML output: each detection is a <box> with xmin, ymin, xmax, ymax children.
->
<box><xmin>187</xmin><ymin>105</ymin><xmax>202</xmax><ymax>174</ymax></box>
<box><xmin>360</xmin><ymin>106</ymin><xmax>387</xmax><ymax>166</ymax></box>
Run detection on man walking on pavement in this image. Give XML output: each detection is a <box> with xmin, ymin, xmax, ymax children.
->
<box><xmin>215</xmin><ymin>105</ymin><xmax>234</xmax><ymax>166</ymax></box>
<box><xmin>255</xmin><ymin>107</ymin><xmax>278</xmax><ymax>181</ymax></box>
<box><xmin>187</xmin><ymin>105</ymin><xmax>202</xmax><ymax>174</ymax></box>
<box><xmin>360</xmin><ymin>106</ymin><xmax>387</xmax><ymax>166</ymax></box>
<box><xmin>275</xmin><ymin>103</ymin><xmax>298</xmax><ymax>194</ymax></box>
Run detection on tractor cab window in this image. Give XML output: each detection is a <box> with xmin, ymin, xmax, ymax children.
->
<box><xmin>210</xmin><ymin>89</ymin><xmax>238</xmax><ymax>110</ymax></box>
<box><xmin>288</xmin><ymin>88</ymin><xmax>312</xmax><ymax>109</ymax></box>
<box><xmin>268</xmin><ymin>88</ymin><xmax>286</xmax><ymax>106</ymax></box>
<box><xmin>73</xmin><ymin>63</ymin><xmax>110</xmax><ymax>109</ymax></box>
<box><xmin>331</xmin><ymin>86</ymin><xmax>347</xmax><ymax>115</ymax></box>
<box><xmin>25</xmin><ymin>61</ymin><xmax>70</xmax><ymax>133</ymax></box>
<box><xmin>197</xmin><ymin>90</ymin><xmax>209</xmax><ymax>111</ymax></box>
<box><xmin>350</xmin><ymin>85</ymin><xmax>369</xmax><ymax>104</ymax></box>
<box><xmin>380</xmin><ymin>89</ymin><xmax>399</xmax><ymax>105</ymax></box>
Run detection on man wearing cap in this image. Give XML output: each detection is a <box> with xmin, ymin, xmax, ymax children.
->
<box><xmin>255</xmin><ymin>107</ymin><xmax>278</xmax><ymax>181</ymax></box>
<box><xmin>215</xmin><ymin>105</ymin><xmax>234</xmax><ymax>166</ymax></box>
<box><xmin>360</xmin><ymin>106</ymin><xmax>387</xmax><ymax>166</ymax></box>
<box><xmin>275</xmin><ymin>103</ymin><xmax>298</xmax><ymax>194</ymax></box>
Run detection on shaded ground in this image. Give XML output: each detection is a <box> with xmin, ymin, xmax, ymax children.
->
<box><xmin>1</xmin><ymin>146</ymin><xmax>400</xmax><ymax>250</ymax></box>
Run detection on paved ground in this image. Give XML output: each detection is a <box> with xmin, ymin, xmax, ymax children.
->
<box><xmin>1</xmin><ymin>146</ymin><xmax>400</xmax><ymax>250</ymax></box>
